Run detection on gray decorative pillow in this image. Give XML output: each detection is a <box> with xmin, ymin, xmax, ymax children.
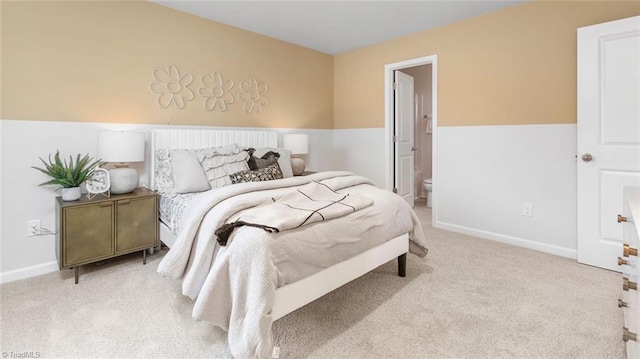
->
<box><xmin>229</xmin><ymin>163</ymin><xmax>283</xmax><ymax>184</ymax></box>
<box><xmin>247</xmin><ymin>149</ymin><xmax>280</xmax><ymax>171</ymax></box>
<box><xmin>171</xmin><ymin>150</ymin><xmax>211</xmax><ymax>194</ymax></box>
<box><xmin>253</xmin><ymin>147</ymin><xmax>293</xmax><ymax>178</ymax></box>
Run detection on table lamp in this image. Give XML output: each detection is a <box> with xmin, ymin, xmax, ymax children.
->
<box><xmin>98</xmin><ymin>131</ymin><xmax>145</xmax><ymax>194</ymax></box>
<box><xmin>283</xmin><ymin>134</ymin><xmax>309</xmax><ymax>176</ymax></box>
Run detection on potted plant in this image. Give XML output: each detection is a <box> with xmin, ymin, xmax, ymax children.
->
<box><xmin>32</xmin><ymin>151</ymin><xmax>101</xmax><ymax>201</ymax></box>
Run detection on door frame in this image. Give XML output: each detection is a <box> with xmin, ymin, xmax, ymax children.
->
<box><xmin>384</xmin><ymin>54</ymin><xmax>438</xmax><ymax>225</ymax></box>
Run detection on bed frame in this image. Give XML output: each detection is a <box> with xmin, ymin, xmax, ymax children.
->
<box><xmin>150</xmin><ymin>128</ymin><xmax>409</xmax><ymax>320</ymax></box>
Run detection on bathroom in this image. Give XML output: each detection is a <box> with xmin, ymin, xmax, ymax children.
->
<box><xmin>400</xmin><ymin>64</ymin><xmax>433</xmax><ymax>208</ymax></box>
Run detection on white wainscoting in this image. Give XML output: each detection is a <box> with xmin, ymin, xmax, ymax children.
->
<box><xmin>0</xmin><ymin>119</ymin><xmax>333</xmax><ymax>283</ymax></box>
<box><xmin>335</xmin><ymin>124</ymin><xmax>578</xmax><ymax>258</ymax></box>
<box><xmin>0</xmin><ymin>121</ymin><xmax>579</xmax><ymax>283</ymax></box>
<box><xmin>437</xmin><ymin>124</ymin><xmax>578</xmax><ymax>258</ymax></box>
<box><xmin>333</xmin><ymin>128</ymin><xmax>386</xmax><ymax>187</ymax></box>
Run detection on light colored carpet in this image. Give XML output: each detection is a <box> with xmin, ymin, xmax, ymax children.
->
<box><xmin>1</xmin><ymin>204</ymin><xmax>624</xmax><ymax>358</ymax></box>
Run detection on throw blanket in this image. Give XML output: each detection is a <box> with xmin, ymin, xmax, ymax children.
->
<box><xmin>158</xmin><ymin>171</ymin><xmax>428</xmax><ymax>358</ymax></box>
<box><xmin>216</xmin><ymin>181</ymin><xmax>374</xmax><ymax>244</ymax></box>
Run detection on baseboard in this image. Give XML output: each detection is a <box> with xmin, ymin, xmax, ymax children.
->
<box><xmin>0</xmin><ymin>261</ymin><xmax>59</xmax><ymax>284</ymax></box>
<box><xmin>436</xmin><ymin>221</ymin><xmax>577</xmax><ymax>259</ymax></box>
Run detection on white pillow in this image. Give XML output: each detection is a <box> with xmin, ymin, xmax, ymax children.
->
<box><xmin>155</xmin><ymin>144</ymin><xmax>242</xmax><ymax>194</ymax></box>
<box><xmin>171</xmin><ymin>150</ymin><xmax>211</xmax><ymax>194</ymax></box>
<box><xmin>198</xmin><ymin>145</ymin><xmax>250</xmax><ymax>188</ymax></box>
<box><xmin>253</xmin><ymin>147</ymin><xmax>293</xmax><ymax>178</ymax></box>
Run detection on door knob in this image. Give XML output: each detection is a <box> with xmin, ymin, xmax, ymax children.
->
<box><xmin>411</xmin><ymin>147</ymin><xmax>417</xmax><ymax>152</ymax></box>
<box><xmin>581</xmin><ymin>153</ymin><xmax>593</xmax><ymax>162</ymax></box>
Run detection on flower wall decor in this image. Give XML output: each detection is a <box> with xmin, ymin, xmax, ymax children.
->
<box><xmin>199</xmin><ymin>72</ymin><xmax>234</xmax><ymax>112</ymax></box>
<box><xmin>150</xmin><ymin>65</ymin><xmax>194</xmax><ymax>109</ymax></box>
<box><xmin>238</xmin><ymin>78</ymin><xmax>268</xmax><ymax>114</ymax></box>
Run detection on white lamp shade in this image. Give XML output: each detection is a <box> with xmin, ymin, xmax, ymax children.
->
<box><xmin>282</xmin><ymin>134</ymin><xmax>309</xmax><ymax>155</ymax></box>
<box><xmin>98</xmin><ymin>131</ymin><xmax>145</xmax><ymax>163</ymax></box>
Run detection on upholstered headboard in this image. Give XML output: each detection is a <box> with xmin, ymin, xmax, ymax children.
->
<box><xmin>150</xmin><ymin>129</ymin><xmax>278</xmax><ymax>191</ymax></box>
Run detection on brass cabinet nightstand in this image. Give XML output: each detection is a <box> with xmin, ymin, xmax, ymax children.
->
<box><xmin>55</xmin><ymin>188</ymin><xmax>159</xmax><ymax>284</ymax></box>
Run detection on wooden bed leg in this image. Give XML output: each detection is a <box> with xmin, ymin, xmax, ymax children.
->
<box><xmin>398</xmin><ymin>253</ymin><xmax>407</xmax><ymax>277</ymax></box>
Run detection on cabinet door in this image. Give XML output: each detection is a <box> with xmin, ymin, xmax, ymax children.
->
<box><xmin>63</xmin><ymin>203</ymin><xmax>114</xmax><ymax>267</ymax></box>
<box><xmin>115</xmin><ymin>196</ymin><xmax>157</xmax><ymax>253</ymax></box>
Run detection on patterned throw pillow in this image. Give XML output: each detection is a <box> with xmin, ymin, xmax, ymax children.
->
<box><xmin>154</xmin><ymin>149</ymin><xmax>174</xmax><ymax>194</ymax></box>
<box><xmin>229</xmin><ymin>163</ymin><xmax>284</xmax><ymax>184</ymax></box>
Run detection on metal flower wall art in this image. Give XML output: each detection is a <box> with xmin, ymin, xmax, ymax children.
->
<box><xmin>150</xmin><ymin>65</ymin><xmax>194</xmax><ymax>109</ymax></box>
<box><xmin>238</xmin><ymin>78</ymin><xmax>268</xmax><ymax>114</ymax></box>
<box><xmin>199</xmin><ymin>72</ymin><xmax>234</xmax><ymax>112</ymax></box>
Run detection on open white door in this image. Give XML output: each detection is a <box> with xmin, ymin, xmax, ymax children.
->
<box><xmin>394</xmin><ymin>71</ymin><xmax>415</xmax><ymax>207</ymax></box>
<box><xmin>577</xmin><ymin>16</ymin><xmax>640</xmax><ymax>271</ymax></box>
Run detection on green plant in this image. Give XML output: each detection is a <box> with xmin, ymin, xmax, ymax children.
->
<box><xmin>32</xmin><ymin>151</ymin><xmax>101</xmax><ymax>188</ymax></box>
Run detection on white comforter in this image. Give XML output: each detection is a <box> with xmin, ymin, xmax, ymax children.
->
<box><xmin>158</xmin><ymin>171</ymin><xmax>428</xmax><ymax>358</ymax></box>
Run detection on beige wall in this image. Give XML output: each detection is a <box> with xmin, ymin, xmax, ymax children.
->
<box><xmin>334</xmin><ymin>1</ymin><xmax>640</xmax><ymax>128</ymax></box>
<box><xmin>1</xmin><ymin>1</ymin><xmax>334</xmax><ymax>129</ymax></box>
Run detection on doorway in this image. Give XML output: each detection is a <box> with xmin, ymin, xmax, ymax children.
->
<box><xmin>400</xmin><ymin>65</ymin><xmax>434</xmax><ymax>207</ymax></box>
<box><xmin>384</xmin><ymin>55</ymin><xmax>438</xmax><ymax>226</ymax></box>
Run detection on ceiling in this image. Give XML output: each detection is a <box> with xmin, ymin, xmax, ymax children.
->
<box><xmin>153</xmin><ymin>1</ymin><xmax>526</xmax><ymax>55</ymax></box>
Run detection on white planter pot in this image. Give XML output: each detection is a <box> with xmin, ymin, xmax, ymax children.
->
<box><xmin>61</xmin><ymin>187</ymin><xmax>82</xmax><ymax>201</ymax></box>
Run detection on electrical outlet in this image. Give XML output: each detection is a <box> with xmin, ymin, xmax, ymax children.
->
<box><xmin>522</xmin><ymin>203</ymin><xmax>533</xmax><ymax>217</ymax></box>
<box><xmin>27</xmin><ymin>220</ymin><xmax>41</xmax><ymax>237</ymax></box>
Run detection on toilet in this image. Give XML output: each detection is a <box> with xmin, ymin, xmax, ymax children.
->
<box><xmin>422</xmin><ymin>178</ymin><xmax>433</xmax><ymax>208</ymax></box>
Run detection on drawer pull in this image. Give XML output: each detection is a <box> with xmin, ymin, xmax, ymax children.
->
<box><xmin>623</xmin><ymin>278</ymin><xmax>637</xmax><ymax>291</ymax></box>
<box><xmin>619</xmin><ymin>257</ymin><xmax>629</xmax><ymax>266</ymax></box>
<box><xmin>624</xmin><ymin>327</ymin><xmax>637</xmax><ymax>342</ymax></box>
<box><xmin>619</xmin><ymin>299</ymin><xmax>628</xmax><ymax>308</ymax></box>
<box><xmin>624</xmin><ymin>244</ymin><xmax>638</xmax><ymax>257</ymax></box>
<box><xmin>618</xmin><ymin>214</ymin><xmax>628</xmax><ymax>223</ymax></box>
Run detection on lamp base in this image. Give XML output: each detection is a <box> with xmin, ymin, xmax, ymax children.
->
<box><xmin>108</xmin><ymin>167</ymin><xmax>138</xmax><ymax>194</ymax></box>
<box><xmin>291</xmin><ymin>157</ymin><xmax>306</xmax><ymax>176</ymax></box>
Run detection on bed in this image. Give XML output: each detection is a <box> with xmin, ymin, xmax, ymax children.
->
<box><xmin>151</xmin><ymin>128</ymin><xmax>428</xmax><ymax>358</ymax></box>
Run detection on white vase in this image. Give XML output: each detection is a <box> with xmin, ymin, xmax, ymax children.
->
<box><xmin>290</xmin><ymin>157</ymin><xmax>306</xmax><ymax>176</ymax></box>
<box><xmin>109</xmin><ymin>167</ymin><xmax>138</xmax><ymax>194</ymax></box>
<box><xmin>61</xmin><ymin>187</ymin><xmax>82</xmax><ymax>201</ymax></box>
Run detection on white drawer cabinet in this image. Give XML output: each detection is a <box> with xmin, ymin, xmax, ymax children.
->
<box><xmin>621</xmin><ymin>187</ymin><xmax>640</xmax><ymax>359</ymax></box>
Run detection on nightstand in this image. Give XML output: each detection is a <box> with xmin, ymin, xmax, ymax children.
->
<box><xmin>55</xmin><ymin>188</ymin><xmax>159</xmax><ymax>284</ymax></box>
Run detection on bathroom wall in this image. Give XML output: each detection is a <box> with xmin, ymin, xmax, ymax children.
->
<box><xmin>400</xmin><ymin>65</ymin><xmax>432</xmax><ymax>198</ymax></box>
